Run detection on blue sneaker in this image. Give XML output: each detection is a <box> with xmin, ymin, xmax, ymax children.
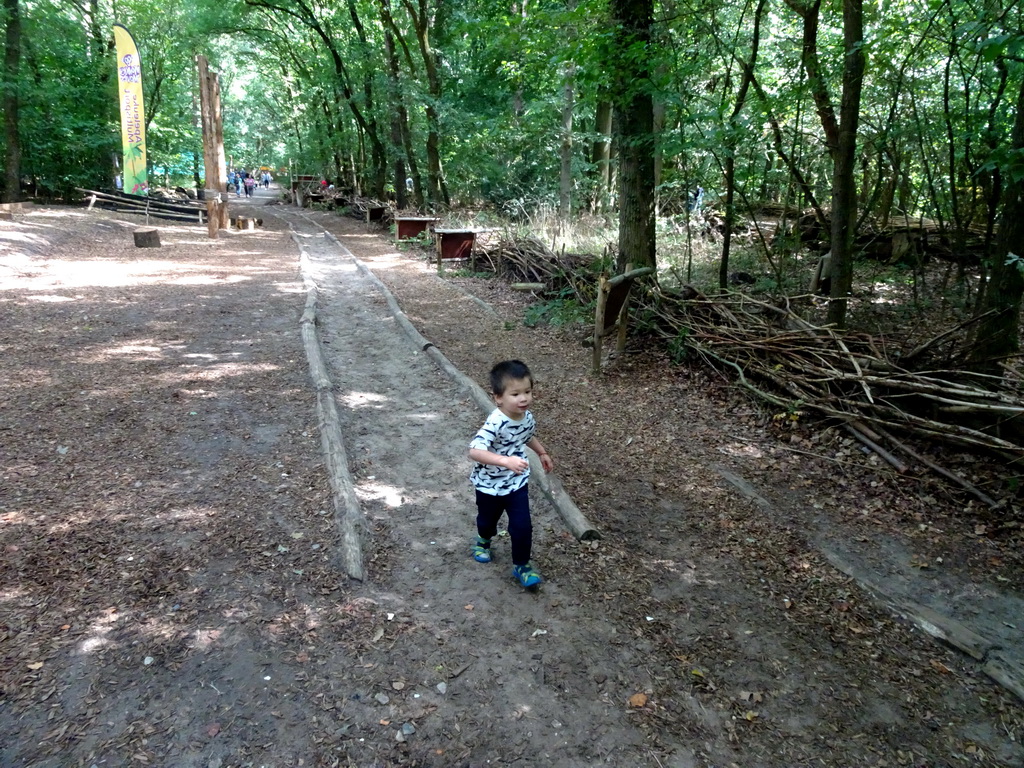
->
<box><xmin>472</xmin><ymin>537</ymin><xmax>492</xmax><ymax>563</ymax></box>
<box><xmin>512</xmin><ymin>563</ymin><xmax>543</xmax><ymax>588</ymax></box>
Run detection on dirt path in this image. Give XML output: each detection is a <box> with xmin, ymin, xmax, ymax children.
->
<box><xmin>281</xmin><ymin>213</ymin><xmax>679</xmax><ymax>765</ymax></box>
<box><xmin>0</xmin><ymin>201</ymin><xmax>1021</xmax><ymax>767</ymax></box>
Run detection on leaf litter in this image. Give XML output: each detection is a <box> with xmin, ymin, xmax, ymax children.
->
<box><xmin>0</xmin><ymin>205</ymin><xmax>1021</xmax><ymax>767</ymax></box>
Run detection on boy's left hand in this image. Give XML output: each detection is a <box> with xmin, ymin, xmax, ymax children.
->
<box><xmin>540</xmin><ymin>453</ymin><xmax>554</xmax><ymax>473</ymax></box>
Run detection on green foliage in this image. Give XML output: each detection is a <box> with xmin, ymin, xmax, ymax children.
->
<box><xmin>980</xmin><ymin>146</ymin><xmax>1024</xmax><ymax>185</ymax></box>
<box><xmin>667</xmin><ymin>327</ymin><xmax>691</xmax><ymax>365</ymax></box>
<box><xmin>976</xmin><ymin>32</ymin><xmax>1024</xmax><ymax>61</ymax></box>
<box><xmin>3</xmin><ymin>0</ymin><xmax>1021</xmax><ymax>310</ymax></box>
<box><xmin>522</xmin><ymin>287</ymin><xmax>590</xmax><ymax>328</ymax></box>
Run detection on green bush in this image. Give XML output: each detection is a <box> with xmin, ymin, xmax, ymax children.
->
<box><xmin>668</xmin><ymin>327</ymin><xmax>691</xmax><ymax>364</ymax></box>
<box><xmin>522</xmin><ymin>287</ymin><xmax>590</xmax><ymax>328</ymax></box>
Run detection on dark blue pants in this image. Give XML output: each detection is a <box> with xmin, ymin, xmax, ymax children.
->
<box><xmin>476</xmin><ymin>485</ymin><xmax>532</xmax><ymax>566</ymax></box>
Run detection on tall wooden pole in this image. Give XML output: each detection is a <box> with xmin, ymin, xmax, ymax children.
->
<box><xmin>211</xmin><ymin>70</ymin><xmax>228</xmax><ymax>229</ymax></box>
<box><xmin>197</xmin><ymin>55</ymin><xmax>226</xmax><ymax>237</ymax></box>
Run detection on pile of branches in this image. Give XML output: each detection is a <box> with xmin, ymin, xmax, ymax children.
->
<box><xmin>646</xmin><ymin>288</ymin><xmax>1024</xmax><ymax>506</ymax></box>
<box><xmin>476</xmin><ymin>235</ymin><xmax>597</xmax><ymax>294</ymax></box>
<box><xmin>331</xmin><ymin>194</ymin><xmax>389</xmax><ymax>221</ymax></box>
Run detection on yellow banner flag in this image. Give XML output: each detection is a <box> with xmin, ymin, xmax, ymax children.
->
<box><xmin>113</xmin><ymin>24</ymin><xmax>147</xmax><ymax>195</ymax></box>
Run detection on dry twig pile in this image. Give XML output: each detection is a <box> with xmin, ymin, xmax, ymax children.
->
<box><xmin>441</xmin><ymin>233</ymin><xmax>1020</xmax><ymax>503</ymax></box>
<box><xmin>475</xmin><ymin>235</ymin><xmax>597</xmax><ymax>295</ymax></box>
<box><xmin>644</xmin><ymin>288</ymin><xmax>1023</xmax><ymax>505</ymax></box>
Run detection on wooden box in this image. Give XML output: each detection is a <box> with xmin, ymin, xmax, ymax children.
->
<box><xmin>395</xmin><ymin>216</ymin><xmax>439</xmax><ymax>240</ymax></box>
<box><xmin>435</xmin><ymin>229</ymin><xmax>476</xmax><ymax>260</ymax></box>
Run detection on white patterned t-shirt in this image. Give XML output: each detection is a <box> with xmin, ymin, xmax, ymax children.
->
<box><xmin>469</xmin><ymin>408</ymin><xmax>536</xmax><ymax>496</ymax></box>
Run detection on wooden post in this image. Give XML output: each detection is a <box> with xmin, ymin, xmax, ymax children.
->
<box><xmin>211</xmin><ymin>72</ymin><xmax>229</xmax><ymax>229</ymax></box>
<box><xmin>593</xmin><ymin>274</ymin><xmax>608</xmax><ymax>374</ymax></box>
<box><xmin>615</xmin><ymin>291</ymin><xmax>631</xmax><ymax>354</ymax></box>
<box><xmin>592</xmin><ymin>266</ymin><xmax>654</xmax><ymax>373</ymax></box>
<box><xmin>197</xmin><ymin>55</ymin><xmax>227</xmax><ymax>238</ymax></box>
<box><xmin>615</xmin><ymin>262</ymin><xmax>633</xmax><ymax>355</ymax></box>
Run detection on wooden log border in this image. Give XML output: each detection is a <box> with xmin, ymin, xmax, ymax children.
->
<box><xmin>324</xmin><ymin>230</ymin><xmax>601</xmax><ymax>542</ymax></box>
<box><xmin>292</xmin><ymin>230</ymin><xmax>365</xmax><ymax>581</ymax></box>
<box><xmin>720</xmin><ymin>464</ymin><xmax>1024</xmax><ymax>703</ymax></box>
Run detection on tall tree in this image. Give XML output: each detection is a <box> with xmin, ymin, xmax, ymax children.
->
<box><xmin>2</xmin><ymin>0</ymin><xmax>20</xmax><ymax>202</ymax></box>
<box><xmin>559</xmin><ymin>61</ymin><xmax>575</xmax><ymax>221</ymax></box>
<box><xmin>345</xmin><ymin>0</ymin><xmax>386</xmax><ymax>196</ymax></box>
<box><xmin>787</xmin><ymin>0</ymin><xmax>865</xmax><ymax>327</ymax></box>
<box><xmin>827</xmin><ymin>0</ymin><xmax>866</xmax><ymax>327</ymax></box>
<box><xmin>403</xmin><ymin>0</ymin><xmax>449</xmax><ymax>205</ymax></box>
<box><xmin>967</xmin><ymin>42</ymin><xmax>1024</xmax><ymax>371</ymax></box>
<box><xmin>719</xmin><ymin>0</ymin><xmax>767</xmax><ymax>291</ymax></box>
<box><xmin>610</xmin><ymin>0</ymin><xmax>655</xmax><ymax>270</ymax></box>
<box><xmin>378</xmin><ymin>0</ymin><xmax>424</xmax><ymax>206</ymax></box>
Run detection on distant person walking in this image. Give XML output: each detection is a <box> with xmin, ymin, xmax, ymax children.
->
<box><xmin>244</xmin><ymin>175</ymin><xmax>255</xmax><ymax>198</ymax></box>
<box><xmin>688</xmin><ymin>185</ymin><xmax>705</xmax><ymax>213</ymax></box>
<box><xmin>262</xmin><ymin>171</ymin><xmax>272</xmax><ymax>188</ymax></box>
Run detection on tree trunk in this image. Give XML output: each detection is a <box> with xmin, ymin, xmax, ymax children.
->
<box><xmin>591</xmin><ymin>98</ymin><xmax>612</xmax><ymax>213</ymax></box>
<box><xmin>378</xmin><ymin>0</ymin><xmax>424</xmax><ymax>207</ymax></box>
<box><xmin>383</xmin><ymin>23</ymin><xmax>407</xmax><ymax>208</ymax></box>
<box><xmin>345</xmin><ymin>0</ymin><xmax>387</xmax><ymax>197</ymax></box>
<box><xmin>652</xmin><ymin>92</ymin><xmax>664</xmax><ymax>211</ymax></box>
<box><xmin>610</xmin><ymin>0</ymin><xmax>655</xmax><ymax>271</ymax></box>
<box><xmin>942</xmin><ymin>41</ymin><xmax>968</xmax><ymax>278</ymax></box>
<box><xmin>967</xmin><ymin>76</ymin><xmax>1024</xmax><ymax>372</ymax></box>
<box><xmin>826</xmin><ymin>0</ymin><xmax>865</xmax><ymax>327</ymax></box>
<box><xmin>559</xmin><ymin>62</ymin><xmax>575</xmax><ymax>221</ymax></box>
<box><xmin>197</xmin><ymin>56</ymin><xmax>227</xmax><ymax>237</ymax></box>
<box><xmin>3</xmin><ymin>0</ymin><xmax>20</xmax><ymax>203</ymax></box>
<box><xmin>720</xmin><ymin>0</ymin><xmax>766</xmax><ymax>290</ymax></box>
<box><xmin>405</xmin><ymin>0</ymin><xmax>449</xmax><ymax>205</ymax></box>
<box><xmin>790</xmin><ymin>0</ymin><xmax>839</xmax><ymax>157</ymax></box>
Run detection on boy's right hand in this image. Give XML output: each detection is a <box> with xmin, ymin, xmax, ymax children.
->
<box><xmin>503</xmin><ymin>456</ymin><xmax>529</xmax><ymax>474</ymax></box>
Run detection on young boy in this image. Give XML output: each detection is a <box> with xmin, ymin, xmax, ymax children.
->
<box><xmin>468</xmin><ymin>360</ymin><xmax>554</xmax><ymax>588</ymax></box>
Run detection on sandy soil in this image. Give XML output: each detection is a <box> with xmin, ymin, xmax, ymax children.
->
<box><xmin>1</xmin><ymin>191</ymin><xmax>1022</xmax><ymax>767</ymax></box>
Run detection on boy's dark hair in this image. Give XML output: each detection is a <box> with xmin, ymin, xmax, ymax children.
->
<box><xmin>490</xmin><ymin>360</ymin><xmax>533</xmax><ymax>395</ymax></box>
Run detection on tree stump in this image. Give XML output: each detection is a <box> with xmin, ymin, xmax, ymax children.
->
<box><xmin>133</xmin><ymin>228</ymin><xmax>161</xmax><ymax>248</ymax></box>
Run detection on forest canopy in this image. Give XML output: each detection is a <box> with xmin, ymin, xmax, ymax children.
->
<box><xmin>1</xmin><ymin>0</ymin><xmax>1023</xmax><ymax>335</ymax></box>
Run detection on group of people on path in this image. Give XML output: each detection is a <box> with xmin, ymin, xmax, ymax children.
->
<box><xmin>227</xmin><ymin>169</ymin><xmax>273</xmax><ymax>198</ymax></box>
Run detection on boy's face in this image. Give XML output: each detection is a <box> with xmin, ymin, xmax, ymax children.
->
<box><xmin>494</xmin><ymin>376</ymin><xmax>533</xmax><ymax>420</ymax></box>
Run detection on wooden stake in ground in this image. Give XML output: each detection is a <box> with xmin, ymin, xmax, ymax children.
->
<box><xmin>592</xmin><ymin>266</ymin><xmax>654</xmax><ymax>374</ymax></box>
